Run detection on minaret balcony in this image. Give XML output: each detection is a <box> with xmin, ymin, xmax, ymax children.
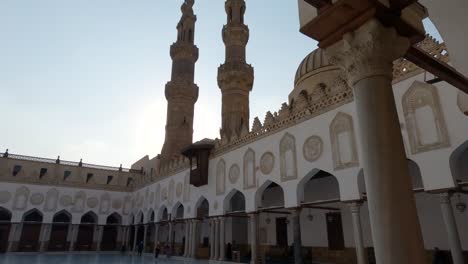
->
<box><xmin>218</xmin><ymin>63</ymin><xmax>254</xmax><ymax>90</ymax></box>
<box><xmin>170</xmin><ymin>42</ymin><xmax>199</xmax><ymax>61</ymax></box>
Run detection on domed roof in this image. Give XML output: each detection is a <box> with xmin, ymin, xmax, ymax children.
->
<box><xmin>294</xmin><ymin>48</ymin><xmax>338</xmax><ymax>86</ymax></box>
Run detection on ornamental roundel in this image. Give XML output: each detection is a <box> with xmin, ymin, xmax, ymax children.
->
<box><xmin>0</xmin><ymin>191</ymin><xmax>12</xmax><ymax>204</ymax></box>
<box><xmin>229</xmin><ymin>164</ymin><xmax>240</xmax><ymax>184</ymax></box>
<box><xmin>112</xmin><ymin>199</ymin><xmax>123</xmax><ymax>210</ymax></box>
<box><xmin>260</xmin><ymin>152</ymin><xmax>275</xmax><ymax>175</ymax></box>
<box><xmin>87</xmin><ymin>197</ymin><xmax>99</xmax><ymax>208</ymax></box>
<box><xmin>303</xmin><ymin>136</ymin><xmax>324</xmax><ymax>162</ymax></box>
<box><xmin>59</xmin><ymin>195</ymin><xmax>73</xmax><ymax>207</ymax></box>
<box><xmin>30</xmin><ymin>193</ymin><xmax>45</xmax><ymax>206</ymax></box>
<box><xmin>176</xmin><ymin>182</ymin><xmax>183</xmax><ymax>198</ymax></box>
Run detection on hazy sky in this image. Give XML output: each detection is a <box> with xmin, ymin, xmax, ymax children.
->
<box><xmin>0</xmin><ymin>1</ymin><xmax>442</xmax><ymax>167</ymax></box>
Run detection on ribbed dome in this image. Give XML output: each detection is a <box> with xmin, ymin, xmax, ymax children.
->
<box><xmin>294</xmin><ymin>48</ymin><xmax>336</xmax><ymax>86</ymax></box>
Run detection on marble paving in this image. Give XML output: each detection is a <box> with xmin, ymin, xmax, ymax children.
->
<box><xmin>0</xmin><ymin>254</ymin><xmax>222</xmax><ymax>264</ymax></box>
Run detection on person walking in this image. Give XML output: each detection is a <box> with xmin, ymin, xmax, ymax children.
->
<box><xmin>138</xmin><ymin>241</ymin><xmax>144</xmax><ymax>256</ymax></box>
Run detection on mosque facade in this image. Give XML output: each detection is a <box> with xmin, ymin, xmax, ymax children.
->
<box><xmin>0</xmin><ymin>0</ymin><xmax>467</xmax><ymax>263</ymax></box>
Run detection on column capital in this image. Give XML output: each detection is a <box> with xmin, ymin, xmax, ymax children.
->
<box><xmin>326</xmin><ymin>19</ymin><xmax>410</xmax><ymax>86</ymax></box>
<box><xmin>439</xmin><ymin>192</ymin><xmax>452</xmax><ymax>204</ymax></box>
<box><xmin>348</xmin><ymin>201</ymin><xmax>363</xmax><ymax>214</ymax></box>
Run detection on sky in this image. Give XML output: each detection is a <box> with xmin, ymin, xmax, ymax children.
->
<box><xmin>0</xmin><ymin>1</ymin><xmax>442</xmax><ymax>168</ymax></box>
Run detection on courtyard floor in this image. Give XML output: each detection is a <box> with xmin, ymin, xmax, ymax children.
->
<box><xmin>0</xmin><ymin>254</ymin><xmax>223</xmax><ymax>264</ymax></box>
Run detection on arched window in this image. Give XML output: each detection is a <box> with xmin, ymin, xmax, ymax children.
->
<box><xmin>243</xmin><ymin>148</ymin><xmax>256</xmax><ymax>189</ymax></box>
<box><xmin>216</xmin><ymin>159</ymin><xmax>226</xmax><ymax>195</ymax></box>
<box><xmin>330</xmin><ymin>112</ymin><xmax>359</xmax><ymax>170</ymax></box>
<box><xmin>280</xmin><ymin>133</ymin><xmax>298</xmax><ymax>181</ymax></box>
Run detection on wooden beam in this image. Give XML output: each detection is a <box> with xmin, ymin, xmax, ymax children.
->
<box><xmin>405</xmin><ymin>46</ymin><xmax>468</xmax><ymax>95</ymax></box>
<box><xmin>304</xmin><ymin>0</ymin><xmax>331</xmax><ymax>9</ymax></box>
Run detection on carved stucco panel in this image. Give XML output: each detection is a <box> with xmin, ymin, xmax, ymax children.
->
<box><xmin>280</xmin><ymin>133</ymin><xmax>298</xmax><ymax>181</ymax></box>
<box><xmin>99</xmin><ymin>193</ymin><xmax>111</xmax><ymax>214</ymax></box>
<box><xmin>260</xmin><ymin>152</ymin><xmax>275</xmax><ymax>175</ymax></box>
<box><xmin>243</xmin><ymin>148</ymin><xmax>256</xmax><ymax>189</ymax></box>
<box><xmin>216</xmin><ymin>159</ymin><xmax>226</xmax><ymax>195</ymax></box>
<box><xmin>403</xmin><ymin>81</ymin><xmax>450</xmax><ymax>154</ymax></box>
<box><xmin>44</xmin><ymin>188</ymin><xmax>58</xmax><ymax>212</ymax></box>
<box><xmin>13</xmin><ymin>186</ymin><xmax>30</xmax><ymax>210</ymax></box>
<box><xmin>72</xmin><ymin>191</ymin><xmax>86</xmax><ymax>213</ymax></box>
<box><xmin>330</xmin><ymin>112</ymin><xmax>359</xmax><ymax>170</ymax></box>
<box><xmin>229</xmin><ymin>164</ymin><xmax>240</xmax><ymax>184</ymax></box>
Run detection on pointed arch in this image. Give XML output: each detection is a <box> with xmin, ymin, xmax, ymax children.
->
<box><xmin>0</xmin><ymin>207</ymin><xmax>11</xmax><ymax>222</ymax></box>
<box><xmin>173</xmin><ymin>202</ymin><xmax>184</xmax><ymax>219</ymax></box>
<box><xmin>147</xmin><ymin>208</ymin><xmax>155</xmax><ymax>223</ymax></box>
<box><xmin>195</xmin><ymin>196</ymin><xmax>209</xmax><ymax>219</ymax></box>
<box><xmin>106</xmin><ymin>212</ymin><xmax>122</xmax><ymax>225</ymax></box>
<box><xmin>53</xmin><ymin>210</ymin><xmax>72</xmax><ymax>223</ymax></box>
<box><xmin>223</xmin><ymin>189</ymin><xmax>246</xmax><ymax>213</ymax></box>
<box><xmin>22</xmin><ymin>208</ymin><xmax>43</xmax><ymax>222</ymax></box>
<box><xmin>255</xmin><ymin>180</ymin><xmax>284</xmax><ymax>209</ymax></box>
<box><xmin>450</xmin><ymin>140</ymin><xmax>468</xmax><ymax>182</ymax></box>
<box><xmin>80</xmin><ymin>211</ymin><xmax>97</xmax><ymax>224</ymax></box>
<box><xmin>157</xmin><ymin>206</ymin><xmax>169</xmax><ymax>222</ymax></box>
<box><xmin>297</xmin><ymin>169</ymin><xmax>340</xmax><ymax>203</ymax></box>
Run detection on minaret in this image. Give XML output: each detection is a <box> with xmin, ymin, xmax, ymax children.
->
<box><xmin>161</xmin><ymin>0</ymin><xmax>199</xmax><ymax>164</ymax></box>
<box><xmin>218</xmin><ymin>0</ymin><xmax>254</xmax><ymax>140</ymax></box>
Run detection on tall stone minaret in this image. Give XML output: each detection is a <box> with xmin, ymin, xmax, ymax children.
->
<box><xmin>218</xmin><ymin>0</ymin><xmax>254</xmax><ymax>140</ymax></box>
<box><xmin>161</xmin><ymin>0</ymin><xmax>199</xmax><ymax>164</ymax></box>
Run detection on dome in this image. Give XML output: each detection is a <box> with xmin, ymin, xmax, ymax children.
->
<box><xmin>289</xmin><ymin>48</ymin><xmax>345</xmax><ymax>105</ymax></box>
<box><xmin>294</xmin><ymin>48</ymin><xmax>338</xmax><ymax>87</ymax></box>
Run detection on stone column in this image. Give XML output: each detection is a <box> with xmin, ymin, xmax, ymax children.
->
<box><xmin>143</xmin><ymin>224</ymin><xmax>148</xmax><ymax>253</ymax></box>
<box><xmin>439</xmin><ymin>193</ymin><xmax>464</xmax><ymax>264</ymax></box>
<box><xmin>168</xmin><ymin>222</ymin><xmax>174</xmax><ymax>250</ymax></box>
<box><xmin>132</xmin><ymin>225</ymin><xmax>138</xmax><ymax>253</ymax></box>
<box><xmin>153</xmin><ymin>224</ymin><xmax>160</xmax><ymax>253</ymax></box>
<box><xmin>292</xmin><ymin>208</ymin><xmax>303</xmax><ymax>264</ymax></box>
<box><xmin>95</xmin><ymin>225</ymin><xmax>103</xmax><ymax>252</ymax></box>
<box><xmin>191</xmin><ymin>220</ymin><xmax>199</xmax><ymax>258</ymax></box>
<box><xmin>183</xmin><ymin>220</ymin><xmax>190</xmax><ymax>257</ymax></box>
<box><xmin>349</xmin><ymin>202</ymin><xmax>368</xmax><ymax>264</ymax></box>
<box><xmin>249</xmin><ymin>213</ymin><xmax>258</xmax><ymax>264</ymax></box>
<box><xmin>326</xmin><ymin>19</ymin><xmax>426</xmax><ymax>264</ymax></box>
<box><xmin>186</xmin><ymin>221</ymin><xmax>192</xmax><ymax>258</ymax></box>
<box><xmin>68</xmin><ymin>224</ymin><xmax>78</xmax><ymax>252</ymax></box>
<box><xmin>39</xmin><ymin>223</ymin><xmax>51</xmax><ymax>252</ymax></box>
<box><xmin>214</xmin><ymin>218</ymin><xmax>220</xmax><ymax>260</ymax></box>
<box><xmin>7</xmin><ymin>223</ymin><xmax>22</xmax><ymax>252</ymax></box>
<box><xmin>219</xmin><ymin>217</ymin><xmax>226</xmax><ymax>261</ymax></box>
<box><xmin>209</xmin><ymin>219</ymin><xmax>215</xmax><ymax>259</ymax></box>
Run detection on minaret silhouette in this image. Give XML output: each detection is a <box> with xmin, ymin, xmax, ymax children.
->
<box><xmin>218</xmin><ymin>0</ymin><xmax>254</xmax><ymax>140</ymax></box>
<box><xmin>161</xmin><ymin>0</ymin><xmax>199</xmax><ymax>165</ymax></box>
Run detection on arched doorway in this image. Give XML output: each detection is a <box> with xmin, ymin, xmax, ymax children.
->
<box><xmin>195</xmin><ymin>197</ymin><xmax>210</xmax><ymax>259</ymax></box>
<box><xmin>48</xmin><ymin>210</ymin><xmax>71</xmax><ymax>251</ymax></box>
<box><xmin>0</xmin><ymin>208</ymin><xmax>12</xmax><ymax>253</ymax></box>
<box><xmin>298</xmin><ymin>169</ymin><xmax>345</xmax><ymax>263</ymax></box>
<box><xmin>19</xmin><ymin>209</ymin><xmax>43</xmax><ymax>252</ymax></box>
<box><xmin>75</xmin><ymin>211</ymin><xmax>97</xmax><ymax>251</ymax></box>
<box><xmin>134</xmin><ymin>212</ymin><xmax>144</xmax><ymax>251</ymax></box>
<box><xmin>255</xmin><ymin>181</ymin><xmax>288</xmax><ymax>262</ymax></box>
<box><xmin>101</xmin><ymin>213</ymin><xmax>121</xmax><ymax>251</ymax></box>
<box><xmin>172</xmin><ymin>203</ymin><xmax>184</xmax><ymax>256</ymax></box>
<box><xmin>127</xmin><ymin>214</ymin><xmax>135</xmax><ymax>250</ymax></box>
<box><xmin>224</xmin><ymin>190</ymin><xmax>248</xmax><ymax>262</ymax></box>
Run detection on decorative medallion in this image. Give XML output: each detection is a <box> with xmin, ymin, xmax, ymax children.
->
<box><xmin>303</xmin><ymin>136</ymin><xmax>323</xmax><ymax>162</ymax></box>
<box><xmin>229</xmin><ymin>164</ymin><xmax>240</xmax><ymax>184</ymax></box>
<box><xmin>260</xmin><ymin>152</ymin><xmax>275</xmax><ymax>175</ymax></box>
<box><xmin>87</xmin><ymin>197</ymin><xmax>99</xmax><ymax>208</ymax></box>
<box><xmin>60</xmin><ymin>195</ymin><xmax>73</xmax><ymax>207</ymax></box>
<box><xmin>112</xmin><ymin>199</ymin><xmax>123</xmax><ymax>210</ymax></box>
<box><xmin>0</xmin><ymin>191</ymin><xmax>11</xmax><ymax>204</ymax></box>
<box><xmin>176</xmin><ymin>182</ymin><xmax>183</xmax><ymax>198</ymax></box>
<box><xmin>30</xmin><ymin>193</ymin><xmax>45</xmax><ymax>206</ymax></box>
